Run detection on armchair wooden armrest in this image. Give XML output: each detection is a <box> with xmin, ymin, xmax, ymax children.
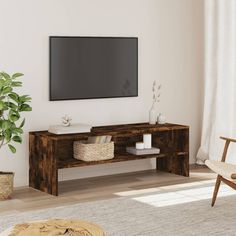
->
<box><xmin>208</xmin><ymin>136</ymin><xmax>236</xmax><ymax>207</ymax></box>
<box><xmin>220</xmin><ymin>136</ymin><xmax>236</xmax><ymax>143</ymax></box>
<box><xmin>220</xmin><ymin>136</ymin><xmax>236</xmax><ymax>162</ymax></box>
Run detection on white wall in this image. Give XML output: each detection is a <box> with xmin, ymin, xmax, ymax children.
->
<box><xmin>0</xmin><ymin>0</ymin><xmax>204</xmax><ymax>187</ymax></box>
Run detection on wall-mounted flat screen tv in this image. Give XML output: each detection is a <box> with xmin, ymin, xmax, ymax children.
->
<box><xmin>50</xmin><ymin>36</ymin><xmax>138</xmax><ymax>101</ymax></box>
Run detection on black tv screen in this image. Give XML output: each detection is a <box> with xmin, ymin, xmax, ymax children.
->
<box><xmin>50</xmin><ymin>36</ymin><xmax>138</xmax><ymax>101</ymax></box>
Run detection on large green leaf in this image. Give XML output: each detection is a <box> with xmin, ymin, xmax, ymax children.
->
<box><xmin>0</xmin><ymin>101</ymin><xmax>4</xmax><ymax>110</ymax></box>
<box><xmin>12</xmin><ymin>135</ymin><xmax>22</xmax><ymax>143</ymax></box>
<box><xmin>4</xmin><ymin>78</ymin><xmax>12</xmax><ymax>86</ymax></box>
<box><xmin>0</xmin><ymin>79</ymin><xmax>6</xmax><ymax>88</ymax></box>
<box><xmin>12</xmin><ymin>127</ymin><xmax>23</xmax><ymax>134</ymax></box>
<box><xmin>19</xmin><ymin>104</ymin><xmax>32</xmax><ymax>112</ymax></box>
<box><xmin>11</xmin><ymin>81</ymin><xmax>22</xmax><ymax>87</ymax></box>
<box><xmin>8</xmin><ymin>102</ymin><xmax>18</xmax><ymax>110</ymax></box>
<box><xmin>8</xmin><ymin>144</ymin><xmax>16</xmax><ymax>153</ymax></box>
<box><xmin>9</xmin><ymin>113</ymin><xmax>20</xmax><ymax>122</ymax></box>
<box><xmin>2</xmin><ymin>87</ymin><xmax>13</xmax><ymax>95</ymax></box>
<box><xmin>8</xmin><ymin>92</ymin><xmax>19</xmax><ymax>103</ymax></box>
<box><xmin>1</xmin><ymin>72</ymin><xmax>10</xmax><ymax>80</ymax></box>
<box><xmin>3</xmin><ymin>102</ymin><xmax>9</xmax><ymax>111</ymax></box>
<box><xmin>2</xmin><ymin>120</ymin><xmax>11</xmax><ymax>130</ymax></box>
<box><xmin>19</xmin><ymin>95</ymin><xmax>31</xmax><ymax>103</ymax></box>
<box><xmin>4</xmin><ymin>129</ymin><xmax>12</xmax><ymax>142</ymax></box>
<box><xmin>19</xmin><ymin>118</ymin><xmax>25</xmax><ymax>128</ymax></box>
<box><xmin>12</xmin><ymin>73</ymin><xmax>24</xmax><ymax>79</ymax></box>
<box><xmin>9</xmin><ymin>109</ymin><xmax>20</xmax><ymax>121</ymax></box>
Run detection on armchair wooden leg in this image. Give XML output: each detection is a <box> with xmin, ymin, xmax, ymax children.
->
<box><xmin>211</xmin><ymin>175</ymin><xmax>221</xmax><ymax>207</ymax></box>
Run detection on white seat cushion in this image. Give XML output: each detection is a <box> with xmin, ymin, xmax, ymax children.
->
<box><xmin>205</xmin><ymin>160</ymin><xmax>236</xmax><ymax>179</ymax></box>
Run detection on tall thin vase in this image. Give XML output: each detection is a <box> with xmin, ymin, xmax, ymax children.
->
<box><xmin>149</xmin><ymin>106</ymin><xmax>156</xmax><ymax>125</ymax></box>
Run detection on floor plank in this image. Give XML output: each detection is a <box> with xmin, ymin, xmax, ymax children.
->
<box><xmin>0</xmin><ymin>166</ymin><xmax>215</xmax><ymax>215</ymax></box>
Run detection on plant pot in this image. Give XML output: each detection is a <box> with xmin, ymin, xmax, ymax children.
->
<box><xmin>0</xmin><ymin>171</ymin><xmax>14</xmax><ymax>200</ymax></box>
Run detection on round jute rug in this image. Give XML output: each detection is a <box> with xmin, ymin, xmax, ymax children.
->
<box><xmin>2</xmin><ymin>219</ymin><xmax>106</xmax><ymax>236</ymax></box>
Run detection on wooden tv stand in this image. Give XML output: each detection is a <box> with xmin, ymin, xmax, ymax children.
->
<box><xmin>29</xmin><ymin>123</ymin><xmax>189</xmax><ymax>196</ymax></box>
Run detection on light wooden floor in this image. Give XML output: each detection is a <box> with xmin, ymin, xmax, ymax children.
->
<box><xmin>0</xmin><ymin>166</ymin><xmax>215</xmax><ymax>216</ymax></box>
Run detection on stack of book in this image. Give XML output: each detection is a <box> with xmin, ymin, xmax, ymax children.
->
<box><xmin>126</xmin><ymin>146</ymin><xmax>160</xmax><ymax>155</ymax></box>
<box><xmin>48</xmin><ymin>123</ymin><xmax>92</xmax><ymax>135</ymax></box>
<box><xmin>87</xmin><ymin>135</ymin><xmax>112</xmax><ymax>144</ymax></box>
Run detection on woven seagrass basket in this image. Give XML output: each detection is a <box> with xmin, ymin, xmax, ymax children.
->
<box><xmin>0</xmin><ymin>172</ymin><xmax>14</xmax><ymax>200</ymax></box>
<box><xmin>73</xmin><ymin>141</ymin><xmax>114</xmax><ymax>162</ymax></box>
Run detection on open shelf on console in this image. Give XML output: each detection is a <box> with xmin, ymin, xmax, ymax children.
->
<box><xmin>57</xmin><ymin>151</ymin><xmax>188</xmax><ymax>169</ymax></box>
<box><xmin>57</xmin><ymin>152</ymin><xmax>165</xmax><ymax>169</ymax></box>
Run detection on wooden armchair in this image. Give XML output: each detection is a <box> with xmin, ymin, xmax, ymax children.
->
<box><xmin>205</xmin><ymin>137</ymin><xmax>236</xmax><ymax>206</ymax></box>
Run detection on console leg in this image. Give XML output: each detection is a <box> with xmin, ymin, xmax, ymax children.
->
<box><xmin>29</xmin><ymin>134</ymin><xmax>58</xmax><ymax>196</ymax></box>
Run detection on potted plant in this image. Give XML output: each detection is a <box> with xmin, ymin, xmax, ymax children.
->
<box><xmin>0</xmin><ymin>71</ymin><xmax>32</xmax><ymax>200</ymax></box>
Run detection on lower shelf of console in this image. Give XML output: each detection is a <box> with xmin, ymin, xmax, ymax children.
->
<box><xmin>58</xmin><ymin>152</ymin><xmax>164</xmax><ymax>168</ymax></box>
<box><xmin>57</xmin><ymin>151</ymin><xmax>188</xmax><ymax>169</ymax></box>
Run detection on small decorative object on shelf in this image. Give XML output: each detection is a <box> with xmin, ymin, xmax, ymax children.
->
<box><xmin>62</xmin><ymin>115</ymin><xmax>72</xmax><ymax>127</ymax></box>
<box><xmin>48</xmin><ymin>123</ymin><xmax>92</xmax><ymax>135</ymax></box>
<box><xmin>143</xmin><ymin>134</ymin><xmax>152</xmax><ymax>149</ymax></box>
<box><xmin>73</xmin><ymin>141</ymin><xmax>114</xmax><ymax>162</ymax></box>
<box><xmin>74</xmin><ymin>135</ymin><xmax>114</xmax><ymax>162</ymax></box>
<box><xmin>157</xmin><ymin>113</ymin><xmax>166</xmax><ymax>124</ymax></box>
<box><xmin>126</xmin><ymin>147</ymin><xmax>160</xmax><ymax>155</ymax></box>
<box><xmin>149</xmin><ymin>81</ymin><xmax>161</xmax><ymax>124</ymax></box>
<box><xmin>136</xmin><ymin>142</ymin><xmax>145</xmax><ymax>150</ymax></box>
<box><xmin>127</xmin><ymin>133</ymin><xmax>158</xmax><ymax>155</ymax></box>
<box><xmin>87</xmin><ymin>135</ymin><xmax>112</xmax><ymax>144</ymax></box>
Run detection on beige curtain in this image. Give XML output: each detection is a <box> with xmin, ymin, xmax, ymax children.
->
<box><xmin>197</xmin><ymin>0</ymin><xmax>236</xmax><ymax>164</ymax></box>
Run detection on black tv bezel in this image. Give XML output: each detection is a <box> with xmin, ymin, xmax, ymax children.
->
<box><xmin>49</xmin><ymin>36</ymin><xmax>138</xmax><ymax>101</ymax></box>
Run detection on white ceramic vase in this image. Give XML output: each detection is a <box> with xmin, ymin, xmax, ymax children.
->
<box><xmin>149</xmin><ymin>107</ymin><xmax>156</xmax><ymax>125</ymax></box>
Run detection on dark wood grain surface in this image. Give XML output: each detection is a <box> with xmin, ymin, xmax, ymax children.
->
<box><xmin>29</xmin><ymin>122</ymin><xmax>189</xmax><ymax>196</ymax></box>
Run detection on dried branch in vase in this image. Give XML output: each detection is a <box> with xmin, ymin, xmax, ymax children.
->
<box><xmin>151</xmin><ymin>81</ymin><xmax>161</xmax><ymax>109</ymax></box>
